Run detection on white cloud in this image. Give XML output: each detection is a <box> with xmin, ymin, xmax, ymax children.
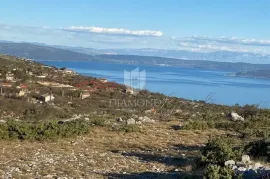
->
<box><xmin>175</xmin><ymin>36</ymin><xmax>270</xmax><ymax>54</ymax></box>
<box><xmin>64</xmin><ymin>26</ymin><xmax>163</xmax><ymax>37</ymax></box>
<box><xmin>1</xmin><ymin>23</ymin><xmax>270</xmax><ymax>55</ymax></box>
<box><xmin>184</xmin><ymin>36</ymin><xmax>270</xmax><ymax>46</ymax></box>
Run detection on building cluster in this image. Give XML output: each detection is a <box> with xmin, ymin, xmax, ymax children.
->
<box><xmin>0</xmin><ymin>60</ymin><xmax>136</xmax><ymax>107</ymax></box>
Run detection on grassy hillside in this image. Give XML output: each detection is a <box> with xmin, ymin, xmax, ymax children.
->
<box><xmin>0</xmin><ymin>54</ymin><xmax>269</xmax><ymax>178</ymax></box>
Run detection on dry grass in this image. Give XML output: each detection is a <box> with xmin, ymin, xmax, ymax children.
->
<box><xmin>0</xmin><ymin>121</ymin><xmax>225</xmax><ymax>178</ymax></box>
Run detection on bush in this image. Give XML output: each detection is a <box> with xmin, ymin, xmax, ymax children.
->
<box><xmin>216</xmin><ymin>118</ymin><xmax>270</xmax><ymax>138</ymax></box>
<box><xmin>245</xmin><ymin>138</ymin><xmax>270</xmax><ymax>162</ymax></box>
<box><xmin>204</xmin><ymin>165</ymin><xmax>235</xmax><ymax>179</ymax></box>
<box><xmin>112</xmin><ymin>124</ymin><xmax>141</xmax><ymax>133</ymax></box>
<box><xmin>182</xmin><ymin>121</ymin><xmax>215</xmax><ymax>130</ymax></box>
<box><xmin>200</xmin><ymin>138</ymin><xmax>243</xmax><ymax>166</ymax></box>
<box><xmin>238</xmin><ymin>105</ymin><xmax>259</xmax><ymax>119</ymax></box>
<box><xmin>90</xmin><ymin>118</ymin><xmax>107</xmax><ymax>127</ymax></box>
<box><xmin>0</xmin><ymin>120</ymin><xmax>90</xmax><ymax>141</ymax></box>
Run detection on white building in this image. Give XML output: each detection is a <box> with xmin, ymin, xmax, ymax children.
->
<box><xmin>6</xmin><ymin>72</ymin><xmax>14</xmax><ymax>81</ymax></box>
<box><xmin>17</xmin><ymin>90</ymin><xmax>26</xmax><ymax>97</ymax></box>
<box><xmin>80</xmin><ymin>91</ymin><xmax>90</xmax><ymax>99</ymax></box>
<box><xmin>40</xmin><ymin>94</ymin><xmax>55</xmax><ymax>103</ymax></box>
<box><xmin>63</xmin><ymin>69</ymin><xmax>75</xmax><ymax>75</ymax></box>
<box><xmin>99</xmin><ymin>78</ymin><xmax>108</xmax><ymax>83</ymax></box>
<box><xmin>125</xmin><ymin>87</ymin><xmax>134</xmax><ymax>95</ymax></box>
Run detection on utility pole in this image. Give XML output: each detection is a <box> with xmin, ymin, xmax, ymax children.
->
<box><xmin>50</xmin><ymin>88</ymin><xmax>52</xmax><ymax>102</ymax></box>
<box><xmin>80</xmin><ymin>92</ymin><xmax>83</xmax><ymax>100</ymax></box>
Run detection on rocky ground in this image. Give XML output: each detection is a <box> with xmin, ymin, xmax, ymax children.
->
<box><xmin>0</xmin><ymin>121</ymin><xmax>223</xmax><ymax>179</ymax></box>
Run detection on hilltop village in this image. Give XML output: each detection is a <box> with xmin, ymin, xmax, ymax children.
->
<box><xmin>0</xmin><ymin>54</ymin><xmax>137</xmax><ymax>121</ymax></box>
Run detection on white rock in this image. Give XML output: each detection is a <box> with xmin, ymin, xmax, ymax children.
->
<box><xmin>242</xmin><ymin>155</ymin><xmax>251</xmax><ymax>164</ymax></box>
<box><xmin>116</xmin><ymin>117</ymin><xmax>123</xmax><ymax>122</ymax></box>
<box><xmin>145</xmin><ymin>109</ymin><xmax>153</xmax><ymax>114</ymax></box>
<box><xmin>44</xmin><ymin>174</ymin><xmax>54</xmax><ymax>178</ymax></box>
<box><xmin>238</xmin><ymin>167</ymin><xmax>247</xmax><ymax>172</ymax></box>
<box><xmin>225</xmin><ymin>160</ymin><xmax>236</xmax><ymax>166</ymax></box>
<box><xmin>142</xmin><ymin>116</ymin><xmax>155</xmax><ymax>123</ymax></box>
<box><xmin>254</xmin><ymin>162</ymin><xmax>263</xmax><ymax>170</ymax></box>
<box><xmin>230</xmin><ymin>112</ymin><xmax>244</xmax><ymax>121</ymax></box>
<box><xmin>175</xmin><ymin>109</ymin><xmax>182</xmax><ymax>114</ymax></box>
<box><xmin>126</xmin><ymin>118</ymin><xmax>136</xmax><ymax>125</ymax></box>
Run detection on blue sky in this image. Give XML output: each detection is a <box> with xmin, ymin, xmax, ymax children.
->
<box><xmin>0</xmin><ymin>0</ymin><xmax>270</xmax><ymax>54</ymax></box>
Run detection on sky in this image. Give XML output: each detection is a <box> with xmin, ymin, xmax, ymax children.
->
<box><xmin>0</xmin><ymin>0</ymin><xmax>270</xmax><ymax>54</ymax></box>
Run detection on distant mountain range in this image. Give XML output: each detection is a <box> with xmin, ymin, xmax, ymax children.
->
<box><xmin>58</xmin><ymin>46</ymin><xmax>270</xmax><ymax>64</ymax></box>
<box><xmin>1</xmin><ymin>41</ymin><xmax>270</xmax><ymax>75</ymax></box>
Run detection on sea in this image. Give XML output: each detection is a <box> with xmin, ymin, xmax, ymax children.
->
<box><xmin>38</xmin><ymin>60</ymin><xmax>270</xmax><ymax>108</ymax></box>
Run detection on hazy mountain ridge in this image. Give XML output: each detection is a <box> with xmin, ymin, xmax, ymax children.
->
<box><xmin>0</xmin><ymin>42</ymin><xmax>99</xmax><ymax>61</ymax></box>
<box><xmin>1</xmin><ymin>42</ymin><xmax>270</xmax><ymax>73</ymax></box>
<box><xmin>59</xmin><ymin>46</ymin><xmax>270</xmax><ymax>64</ymax></box>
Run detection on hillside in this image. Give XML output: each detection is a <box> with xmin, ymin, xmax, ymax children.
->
<box><xmin>0</xmin><ymin>42</ymin><xmax>101</xmax><ymax>62</ymax></box>
<box><xmin>0</xmin><ymin>54</ymin><xmax>269</xmax><ymax>178</ymax></box>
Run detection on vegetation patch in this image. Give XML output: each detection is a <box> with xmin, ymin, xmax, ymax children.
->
<box><xmin>245</xmin><ymin>138</ymin><xmax>270</xmax><ymax>162</ymax></box>
<box><xmin>182</xmin><ymin>120</ymin><xmax>215</xmax><ymax>130</ymax></box>
<box><xmin>198</xmin><ymin>138</ymin><xmax>243</xmax><ymax>167</ymax></box>
<box><xmin>203</xmin><ymin>165</ymin><xmax>236</xmax><ymax>179</ymax></box>
<box><xmin>0</xmin><ymin>120</ymin><xmax>90</xmax><ymax>141</ymax></box>
<box><xmin>112</xmin><ymin>124</ymin><xmax>141</xmax><ymax>133</ymax></box>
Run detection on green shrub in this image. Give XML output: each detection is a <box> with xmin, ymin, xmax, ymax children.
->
<box><xmin>216</xmin><ymin>118</ymin><xmax>270</xmax><ymax>138</ymax></box>
<box><xmin>200</xmin><ymin>138</ymin><xmax>243</xmax><ymax>166</ymax></box>
<box><xmin>245</xmin><ymin>138</ymin><xmax>270</xmax><ymax>162</ymax></box>
<box><xmin>90</xmin><ymin>118</ymin><xmax>107</xmax><ymax>127</ymax></box>
<box><xmin>182</xmin><ymin>121</ymin><xmax>215</xmax><ymax>130</ymax></box>
<box><xmin>0</xmin><ymin>124</ymin><xmax>9</xmax><ymax>140</ymax></box>
<box><xmin>0</xmin><ymin>120</ymin><xmax>90</xmax><ymax>141</ymax></box>
<box><xmin>204</xmin><ymin>165</ymin><xmax>236</xmax><ymax>179</ymax></box>
<box><xmin>112</xmin><ymin>124</ymin><xmax>141</xmax><ymax>133</ymax></box>
<box><xmin>238</xmin><ymin>105</ymin><xmax>259</xmax><ymax>119</ymax></box>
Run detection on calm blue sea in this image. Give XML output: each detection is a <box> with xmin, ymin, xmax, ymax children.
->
<box><xmin>38</xmin><ymin>60</ymin><xmax>270</xmax><ymax>108</ymax></box>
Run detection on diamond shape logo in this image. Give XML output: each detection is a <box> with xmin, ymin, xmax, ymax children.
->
<box><xmin>124</xmin><ymin>68</ymin><xmax>146</xmax><ymax>95</ymax></box>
